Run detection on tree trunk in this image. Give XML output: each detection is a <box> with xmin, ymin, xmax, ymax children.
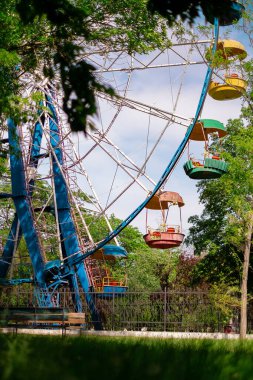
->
<box><xmin>240</xmin><ymin>211</ymin><xmax>253</xmax><ymax>339</ymax></box>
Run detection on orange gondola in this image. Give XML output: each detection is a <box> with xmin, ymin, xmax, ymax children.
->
<box><xmin>88</xmin><ymin>245</ymin><xmax>128</xmax><ymax>297</ymax></box>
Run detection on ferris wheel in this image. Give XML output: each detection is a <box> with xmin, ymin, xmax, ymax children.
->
<box><xmin>0</xmin><ymin>3</ymin><xmax>245</xmax><ymax>326</ymax></box>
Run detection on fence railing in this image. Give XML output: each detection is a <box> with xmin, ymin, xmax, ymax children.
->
<box><xmin>0</xmin><ymin>287</ymin><xmax>249</xmax><ymax>333</ymax></box>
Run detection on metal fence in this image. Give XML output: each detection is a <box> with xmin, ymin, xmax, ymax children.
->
<box><xmin>0</xmin><ymin>287</ymin><xmax>249</xmax><ymax>333</ymax></box>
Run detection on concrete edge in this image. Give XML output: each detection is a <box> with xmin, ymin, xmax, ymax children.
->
<box><xmin>81</xmin><ymin>330</ymin><xmax>253</xmax><ymax>340</ymax></box>
<box><xmin>1</xmin><ymin>328</ymin><xmax>253</xmax><ymax>339</ymax></box>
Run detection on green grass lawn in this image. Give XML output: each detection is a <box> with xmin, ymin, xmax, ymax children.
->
<box><xmin>1</xmin><ymin>334</ymin><xmax>253</xmax><ymax>380</ymax></box>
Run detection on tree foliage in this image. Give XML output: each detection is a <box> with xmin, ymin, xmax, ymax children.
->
<box><xmin>126</xmin><ymin>249</ymin><xmax>189</xmax><ymax>291</ymax></box>
<box><xmin>84</xmin><ymin>212</ymin><xmax>151</xmax><ymax>254</ymax></box>
<box><xmin>0</xmin><ymin>0</ymin><xmax>169</xmax><ymax>132</ymax></box>
<box><xmin>147</xmin><ymin>0</ymin><xmax>236</xmax><ymax>26</ymax></box>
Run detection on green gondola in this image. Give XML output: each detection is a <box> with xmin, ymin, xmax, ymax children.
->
<box><xmin>184</xmin><ymin>158</ymin><xmax>228</xmax><ymax>180</ymax></box>
<box><xmin>184</xmin><ymin>119</ymin><xmax>228</xmax><ymax>180</ymax></box>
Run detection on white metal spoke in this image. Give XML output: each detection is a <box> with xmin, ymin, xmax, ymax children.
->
<box><xmin>96</xmin><ymin>92</ymin><xmax>191</xmax><ymax>125</ymax></box>
<box><xmin>87</xmin><ymin>132</ymin><xmax>149</xmax><ymax>192</ymax></box>
<box><xmin>92</xmin><ymin>130</ymin><xmax>156</xmax><ymax>186</ymax></box>
<box><xmin>61</xmin><ymin>134</ymin><xmax>120</xmax><ymax>246</ymax></box>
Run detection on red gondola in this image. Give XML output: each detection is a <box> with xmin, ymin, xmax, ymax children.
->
<box><xmin>143</xmin><ymin>191</ymin><xmax>185</xmax><ymax>249</ymax></box>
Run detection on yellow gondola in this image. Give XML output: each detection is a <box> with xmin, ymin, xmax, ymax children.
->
<box><xmin>206</xmin><ymin>36</ymin><xmax>247</xmax><ymax>101</ymax></box>
<box><xmin>217</xmin><ymin>40</ymin><xmax>247</xmax><ymax>60</ymax></box>
<box><xmin>208</xmin><ymin>74</ymin><xmax>247</xmax><ymax>101</ymax></box>
<box><xmin>206</xmin><ymin>39</ymin><xmax>247</xmax><ymax>61</ymax></box>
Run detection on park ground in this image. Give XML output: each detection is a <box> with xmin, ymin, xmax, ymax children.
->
<box><xmin>1</xmin><ymin>334</ymin><xmax>253</xmax><ymax>380</ymax></box>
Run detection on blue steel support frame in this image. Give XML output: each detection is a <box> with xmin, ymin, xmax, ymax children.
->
<box><xmin>7</xmin><ymin>118</ymin><xmax>46</xmax><ymax>287</ymax></box>
<box><xmin>46</xmin><ymin>94</ymin><xmax>102</xmax><ymax>327</ymax></box>
<box><xmin>0</xmin><ymin>115</ymin><xmax>44</xmax><ymax>278</ymax></box>
<box><xmin>68</xmin><ymin>19</ymin><xmax>220</xmax><ymax>266</ymax></box>
<box><xmin>28</xmin><ymin>113</ymin><xmax>44</xmax><ymax>194</ymax></box>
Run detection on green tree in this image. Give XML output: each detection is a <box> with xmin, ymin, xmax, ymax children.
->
<box><xmin>84</xmin><ymin>212</ymin><xmax>151</xmax><ymax>253</ymax></box>
<box><xmin>125</xmin><ymin>249</ymin><xmax>179</xmax><ymax>291</ymax></box>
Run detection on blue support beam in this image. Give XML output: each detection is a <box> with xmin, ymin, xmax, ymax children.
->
<box><xmin>46</xmin><ymin>94</ymin><xmax>102</xmax><ymax>327</ymax></box>
<box><xmin>0</xmin><ymin>116</ymin><xmax>44</xmax><ymax>279</ymax></box>
<box><xmin>28</xmin><ymin>114</ymin><xmax>44</xmax><ymax>195</ymax></box>
<box><xmin>7</xmin><ymin>118</ymin><xmax>46</xmax><ymax>287</ymax></box>
<box><xmin>46</xmin><ymin>95</ymin><xmax>83</xmax><ymax>310</ymax></box>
